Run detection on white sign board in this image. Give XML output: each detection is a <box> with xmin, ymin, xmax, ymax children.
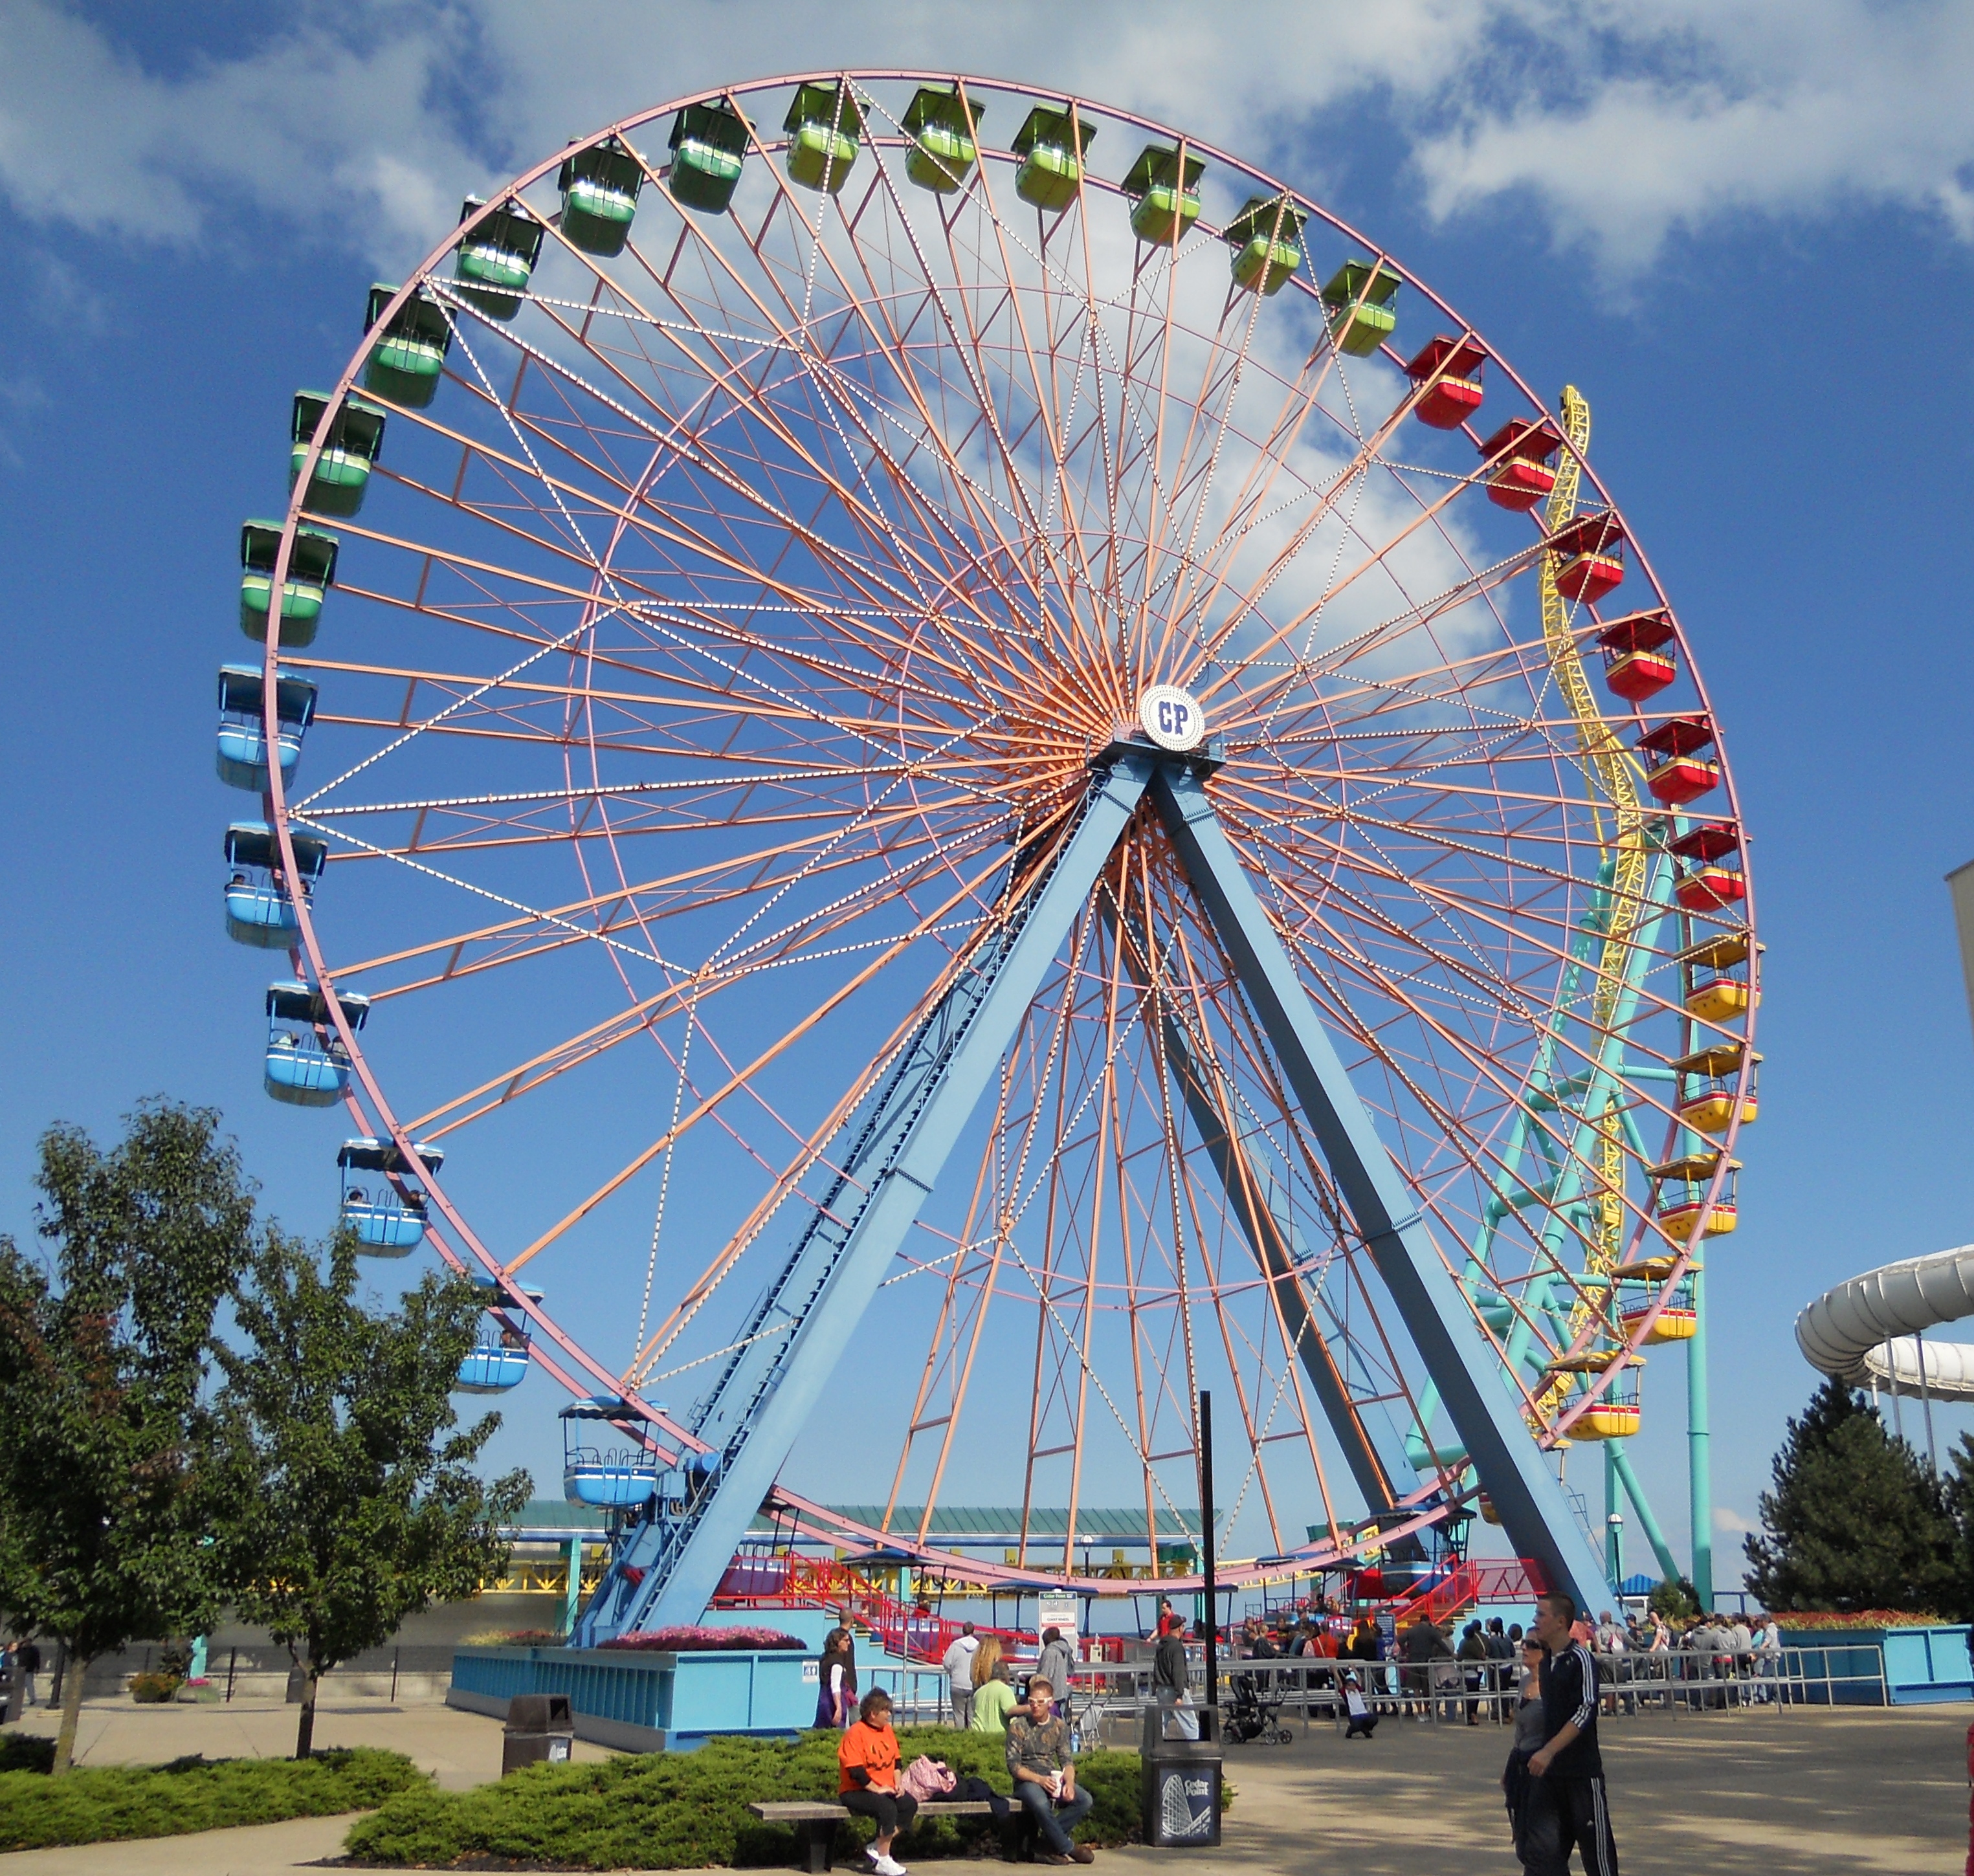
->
<box><xmin>1037</xmin><ymin>1593</ymin><xmax>1080</xmax><ymax>1646</ymax></box>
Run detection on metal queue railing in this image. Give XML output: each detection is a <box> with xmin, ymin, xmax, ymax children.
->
<box><xmin>858</xmin><ymin>1641</ymin><xmax>1892</xmax><ymax>1736</ymax></box>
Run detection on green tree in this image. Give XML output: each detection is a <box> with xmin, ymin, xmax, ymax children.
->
<box><xmin>1647</xmin><ymin>1576</ymin><xmax>1699</xmax><ymax>1621</ymax></box>
<box><xmin>214</xmin><ymin>1232</ymin><xmax>531</xmax><ymax>1756</ymax></box>
<box><xmin>0</xmin><ymin>1103</ymin><xmax>257</xmax><ymax>1772</ymax></box>
<box><xmin>1744</xmin><ymin>1377</ymin><xmax>1956</xmax><ymax>1615</ymax></box>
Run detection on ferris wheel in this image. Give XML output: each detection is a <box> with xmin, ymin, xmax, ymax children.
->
<box><xmin>221</xmin><ymin>71</ymin><xmax>1757</xmax><ymax>1637</ymax></box>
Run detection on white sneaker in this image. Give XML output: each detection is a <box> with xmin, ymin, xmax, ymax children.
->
<box><xmin>874</xmin><ymin>1857</ymin><xmax>908</xmax><ymax>1876</ymax></box>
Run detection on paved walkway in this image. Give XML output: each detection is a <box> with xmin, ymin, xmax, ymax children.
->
<box><xmin>1104</xmin><ymin>1703</ymin><xmax>1970</xmax><ymax>1876</ymax></box>
<box><xmin>0</xmin><ymin>1696</ymin><xmax>1964</xmax><ymax>1871</ymax></box>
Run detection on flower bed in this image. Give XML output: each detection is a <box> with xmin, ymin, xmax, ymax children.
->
<box><xmin>1773</xmin><ymin>1610</ymin><xmax>1942</xmax><ymax>1631</ymax></box>
<box><xmin>601</xmin><ymin>1625</ymin><xmax>807</xmax><ymax>1653</ymax></box>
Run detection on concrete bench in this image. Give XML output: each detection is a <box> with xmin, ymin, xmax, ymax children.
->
<box><xmin>749</xmin><ymin>1798</ymin><xmax>1002</xmax><ymax>1872</ymax></box>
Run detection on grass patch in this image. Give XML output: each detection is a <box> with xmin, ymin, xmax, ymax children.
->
<box><xmin>347</xmin><ymin>1727</ymin><xmax>1160</xmax><ymax>1868</ymax></box>
<box><xmin>0</xmin><ymin>1745</ymin><xmax>423</xmax><ymax>1849</ymax></box>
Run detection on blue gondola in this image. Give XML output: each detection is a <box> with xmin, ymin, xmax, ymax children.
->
<box><xmin>338</xmin><ymin>1136</ymin><xmax>444</xmax><ymax>1253</ymax></box>
<box><xmin>216</xmin><ymin>665</ymin><xmax>318</xmax><ymax>791</ymax></box>
<box><xmin>239</xmin><ymin>520</ymin><xmax>339</xmax><ymax>646</ymax></box>
<box><xmin>562</xmin><ymin>1396</ymin><xmax>663</xmax><ymax>1508</ymax></box>
<box><xmin>456</xmin><ymin>1278</ymin><xmax>543</xmax><ymax>1393</ymax></box>
<box><xmin>263</xmin><ymin>980</ymin><xmax>368</xmax><ymax>1107</ymax></box>
<box><xmin>225</xmin><ymin>821</ymin><xmax>326</xmax><ymax>949</ymax></box>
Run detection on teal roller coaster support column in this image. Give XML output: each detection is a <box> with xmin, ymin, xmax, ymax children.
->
<box><xmin>1610</xmin><ymin>1444</ymin><xmax>1680</xmax><ymax>1584</ymax></box>
<box><xmin>562</xmin><ymin>1536</ymin><xmax>583</xmax><ymax>1640</ymax></box>
<box><xmin>571</xmin><ymin>752</ymin><xmax>1157</xmax><ymax>1644</ymax></box>
<box><xmin>1689</xmin><ymin>1263</ymin><xmax>1714</xmax><ymax>1606</ymax></box>
<box><xmin>1149</xmin><ymin>765</ymin><xmax>1612</xmax><ymax>1612</ymax></box>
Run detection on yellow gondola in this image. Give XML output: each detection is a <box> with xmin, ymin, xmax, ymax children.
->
<box><xmin>1648</xmin><ymin>1150</ymin><xmax>1738</xmax><ymax>1242</ymax></box>
<box><xmin>1680</xmin><ymin>929</ymin><xmax>1758</xmax><ymax>1025</ymax></box>
<box><xmin>1544</xmin><ymin>1350</ymin><xmax>1642</xmax><ymax>1440</ymax></box>
<box><xmin>1673</xmin><ymin>1043</ymin><xmax>1758</xmax><ymax>1134</ymax></box>
<box><xmin>1613</xmin><ymin>1254</ymin><xmax>1702</xmax><ymax>1344</ymax></box>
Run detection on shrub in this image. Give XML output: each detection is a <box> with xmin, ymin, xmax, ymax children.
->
<box><xmin>460</xmin><ymin>1629</ymin><xmax>565</xmax><ymax>1647</ymax></box>
<box><xmin>128</xmin><ymin>1672</ymin><xmax>181</xmax><ymax>1703</ymax></box>
<box><xmin>0</xmin><ymin>1746</ymin><xmax>423</xmax><ymax>1849</ymax></box>
<box><xmin>347</xmin><ymin>1727</ymin><xmax>1150</xmax><ymax>1868</ymax></box>
<box><xmin>601</xmin><ymin>1625</ymin><xmax>807</xmax><ymax>1653</ymax></box>
<box><xmin>0</xmin><ymin>1736</ymin><xmax>54</xmax><ymax>1776</ymax></box>
<box><xmin>1773</xmin><ymin>1609</ymin><xmax>1944</xmax><ymax>1630</ymax></box>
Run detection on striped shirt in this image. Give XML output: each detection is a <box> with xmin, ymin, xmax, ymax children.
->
<box><xmin>1537</xmin><ymin>1640</ymin><xmax>1602</xmax><ymax>1778</ymax></box>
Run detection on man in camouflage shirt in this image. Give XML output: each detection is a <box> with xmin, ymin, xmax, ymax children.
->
<box><xmin>1006</xmin><ymin>1677</ymin><xmax>1094</xmax><ymax>1864</ymax></box>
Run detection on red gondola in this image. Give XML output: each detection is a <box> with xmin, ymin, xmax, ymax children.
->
<box><xmin>1478</xmin><ymin>417</ymin><xmax>1562</xmax><ymax>512</ymax></box>
<box><xmin>1595</xmin><ymin>609</ymin><xmax>1677</xmax><ymax>703</ymax></box>
<box><xmin>1669</xmin><ymin>821</ymin><xmax>1746</xmax><ymax>912</ymax></box>
<box><xmin>1637</xmin><ymin>716</ymin><xmax>1719</xmax><ymax>806</ymax></box>
<box><xmin>1404</xmin><ymin>335</ymin><xmax>1486</xmax><ymax>429</ymax></box>
<box><xmin>1549</xmin><ymin>510</ymin><xmax>1625</xmax><ymax>606</ymax></box>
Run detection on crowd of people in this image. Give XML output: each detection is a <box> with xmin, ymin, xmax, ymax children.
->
<box><xmin>1226</xmin><ymin>1599</ymin><xmax>1793</xmax><ymax>1723</ymax></box>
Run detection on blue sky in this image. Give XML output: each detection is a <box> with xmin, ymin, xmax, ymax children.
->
<box><xmin>3</xmin><ymin>1</ymin><xmax>1973</xmax><ymax>1593</ymax></box>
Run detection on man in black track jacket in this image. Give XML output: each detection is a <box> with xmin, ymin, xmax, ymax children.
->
<box><xmin>1524</xmin><ymin>1591</ymin><xmax>1619</xmax><ymax>1875</ymax></box>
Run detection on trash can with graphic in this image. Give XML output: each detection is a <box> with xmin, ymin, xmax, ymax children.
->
<box><xmin>1140</xmin><ymin>1705</ymin><xmax>1221</xmax><ymax>1847</ymax></box>
<box><xmin>502</xmin><ymin>1692</ymin><xmax>575</xmax><ymax>1774</ymax></box>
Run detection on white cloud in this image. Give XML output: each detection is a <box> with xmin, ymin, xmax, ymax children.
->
<box><xmin>1713</xmin><ymin>1504</ymin><xmax>1760</xmax><ymax>1536</ymax></box>
<box><xmin>2</xmin><ymin>1</ymin><xmax>1971</xmax><ymax>278</ymax></box>
<box><xmin>1413</xmin><ymin>2</ymin><xmax>1974</xmax><ymax>271</ymax></box>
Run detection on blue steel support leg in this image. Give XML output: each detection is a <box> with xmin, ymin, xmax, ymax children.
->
<box><xmin>1148</xmin><ymin>764</ymin><xmax>1612</xmax><ymax>1612</ymax></box>
<box><xmin>575</xmin><ymin>753</ymin><xmax>1156</xmax><ymax>1642</ymax></box>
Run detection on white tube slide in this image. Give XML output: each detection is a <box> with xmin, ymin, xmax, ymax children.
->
<box><xmin>1795</xmin><ymin>1243</ymin><xmax>1974</xmax><ymax>1402</ymax></box>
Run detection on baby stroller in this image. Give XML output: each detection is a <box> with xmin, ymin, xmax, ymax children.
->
<box><xmin>1223</xmin><ymin>1671</ymin><xmax>1293</xmax><ymax>1744</ymax></box>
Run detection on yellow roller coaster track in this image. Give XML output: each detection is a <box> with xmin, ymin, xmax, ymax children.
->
<box><xmin>1537</xmin><ymin>386</ymin><xmax>1652</xmax><ymax>1423</ymax></box>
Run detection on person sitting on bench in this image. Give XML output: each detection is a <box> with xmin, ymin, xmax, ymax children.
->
<box><xmin>839</xmin><ymin>1688</ymin><xmax>916</xmax><ymax>1876</ymax></box>
<box><xmin>1006</xmin><ymin>1677</ymin><xmax>1094</xmax><ymax>1865</ymax></box>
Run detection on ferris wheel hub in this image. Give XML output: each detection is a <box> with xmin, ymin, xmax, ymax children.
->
<box><xmin>1137</xmin><ymin>685</ymin><xmax>1206</xmax><ymax>753</ymax></box>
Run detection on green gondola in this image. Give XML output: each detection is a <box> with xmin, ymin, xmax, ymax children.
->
<box><xmin>559</xmin><ymin>137</ymin><xmax>645</xmax><ymax>256</ymax></box>
<box><xmin>902</xmin><ymin>86</ymin><xmax>982</xmax><ymax>193</ymax></box>
<box><xmin>362</xmin><ymin>283</ymin><xmax>451</xmax><ymax>408</ymax></box>
<box><xmin>453</xmin><ymin>197</ymin><xmax>546</xmax><ymax>320</ymax></box>
<box><xmin>1223</xmin><ymin>195</ymin><xmax>1307</xmax><ymax>296</ymax></box>
<box><xmin>1123</xmin><ymin>143</ymin><xmax>1204</xmax><ymax>245</ymax></box>
<box><xmin>287</xmin><ymin>392</ymin><xmax>386</xmax><ymax>519</ymax></box>
<box><xmin>783</xmin><ymin>82</ymin><xmax>862</xmax><ymax>195</ymax></box>
<box><xmin>668</xmin><ymin>101</ymin><xmax>751</xmax><ymax>214</ymax></box>
<box><xmin>1012</xmin><ymin>105</ymin><xmax>1094</xmax><ymax>213</ymax></box>
<box><xmin>239</xmin><ymin>521</ymin><xmax>340</xmax><ymax>645</ymax></box>
<box><xmin>1322</xmin><ymin>259</ymin><xmax>1401</xmax><ymax>355</ymax></box>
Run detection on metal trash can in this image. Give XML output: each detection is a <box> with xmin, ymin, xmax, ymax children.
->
<box><xmin>1140</xmin><ymin>1705</ymin><xmax>1221</xmax><ymax>1847</ymax></box>
<box><xmin>502</xmin><ymin>1692</ymin><xmax>575</xmax><ymax>1774</ymax></box>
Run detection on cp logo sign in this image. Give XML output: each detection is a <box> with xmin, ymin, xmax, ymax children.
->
<box><xmin>1137</xmin><ymin>685</ymin><xmax>1206</xmax><ymax>753</ymax></box>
